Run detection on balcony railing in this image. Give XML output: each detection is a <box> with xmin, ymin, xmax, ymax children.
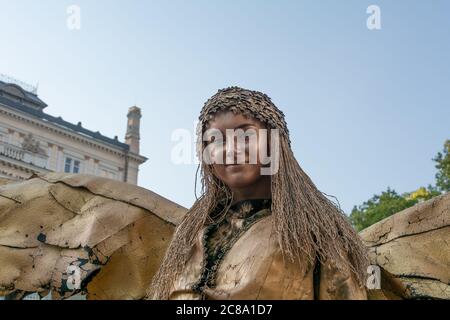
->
<box><xmin>0</xmin><ymin>141</ymin><xmax>25</xmax><ymax>160</ymax></box>
<box><xmin>0</xmin><ymin>141</ymin><xmax>48</xmax><ymax>168</ymax></box>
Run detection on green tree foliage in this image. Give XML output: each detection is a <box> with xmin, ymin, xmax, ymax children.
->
<box><xmin>433</xmin><ymin>139</ymin><xmax>450</xmax><ymax>192</ymax></box>
<box><xmin>350</xmin><ymin>188</ymin><xmax>418</xmax><ymax>231</ymax></box>
<box><xmin>350</xmin><ymin>140</ymin><xmax>448</xmax><ymax>231</ymax></box>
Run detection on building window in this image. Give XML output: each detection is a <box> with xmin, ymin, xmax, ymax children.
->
<box><xmin>73</xmin><ymin>160</ymin><xmax>80</xmax><ymax>173</ymax></box>
<box><xmin>64</xmin><ymin>158</ymin><xmax>71</xmax><ymax>173</ymax></box>
<box><xmin>64</xmin><ymin>157</ymin><xmax>81</xmax><ymax>173</ymax></box>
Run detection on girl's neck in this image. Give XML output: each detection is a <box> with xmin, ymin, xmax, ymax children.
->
<box><xmin>230</xmin><ymin>176</ymin><xmax>271</xmax><ymax>205</ymax></box>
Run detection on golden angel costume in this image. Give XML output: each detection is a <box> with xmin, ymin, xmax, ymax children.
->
<box><xmin>0</xmin><ymin>87</ymin><xmax>448</xmax><ymax>300</ymax></box>
<box><xmin>0</xmin><ymin>173</ymin><xmax>448</xmax><ymax>299</ymax></box>
<box><xmin>169</xmin><ymin>199</ymin><xmax>366</xmax><ymax>300</ymax></box>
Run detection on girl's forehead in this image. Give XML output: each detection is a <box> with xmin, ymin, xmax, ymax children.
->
<box><xmin>205</xmin><ymin>110</ymin><xmax>265</xmax><ymax>129</ymax></box>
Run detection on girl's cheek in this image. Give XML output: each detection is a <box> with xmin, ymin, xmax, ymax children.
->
<box><xmin>210</xmin><ymin>146</ymin><xmax>225</xmax><ymax>164</ymax></box>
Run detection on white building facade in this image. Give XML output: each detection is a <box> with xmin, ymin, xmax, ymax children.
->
<box><xmin>0</xmin><ymin>76</ymin><xmax>147</xmax><ymax>185</ymax></box>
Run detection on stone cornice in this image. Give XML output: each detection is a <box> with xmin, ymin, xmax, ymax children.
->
<box><xmin>0</xmin><ymin>104</ymin><xmax>147</xmax><ymax>164</ymax></box>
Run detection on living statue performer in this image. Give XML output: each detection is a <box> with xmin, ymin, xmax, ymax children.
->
<box><xmin>147</xmin><ymin>86</ymin><xmax>369</xmax><ymax>300</ymax></box>
<box><xmin>0</xmin><ymin>88</ymin><xmax>448</xmax><ymax>300</ymax></box>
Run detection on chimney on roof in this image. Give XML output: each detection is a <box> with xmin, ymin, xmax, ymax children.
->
<box><xmin>125</xmin><ymin>106</ymin><xmax>142</xmax><ymax>154</ymax></box>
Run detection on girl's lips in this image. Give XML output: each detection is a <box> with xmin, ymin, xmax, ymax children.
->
<box><xmin>224</xmin><ymin>163</ymin><xmax>245</xmax><ymax>170</ymax></box>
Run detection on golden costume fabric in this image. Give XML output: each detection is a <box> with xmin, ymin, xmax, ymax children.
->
<box><xmin>168</xmin><ymin>199</ymin><xmax>367</xmax><ymax>300</ymax></box>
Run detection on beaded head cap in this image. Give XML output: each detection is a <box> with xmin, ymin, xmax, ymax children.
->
<box><xmin>198</xmin><ymin>86</ymin><xmax>290</xmax><ymax>142</ymax></box>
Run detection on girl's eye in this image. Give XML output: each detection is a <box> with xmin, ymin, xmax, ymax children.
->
<box><xmin>207</xmin><ymin>129</ymin><xmax>256</xmax><ymax>146</ymax></box>
<box><xmin>237</xmin><ymin>131</ymin><xmax>257</xmax><ymax>141</ymax></box>
<box><xmin>210</xmin><ymin>139</ymin><xmax>224</xmax><ymax>146</ymax></box>
<box><xmin>246</xmin><ymin>131</ymin><xmax>257</xmax><ymax>136</ymax></box>
<box><xmin>233</xmin><ymin>131</ymin><xmax>251</xmax><ymax>139</ymax></box>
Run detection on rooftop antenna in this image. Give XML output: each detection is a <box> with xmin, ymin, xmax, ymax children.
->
<box><xmin>33</xmin><ymin>81</ymin><xmax>39</xmax><ymax>94</ymax></box>
<box><xmin>0</xmin><ymin>73</ymin><xmax>38</xmax><ymax>94</ymax></box>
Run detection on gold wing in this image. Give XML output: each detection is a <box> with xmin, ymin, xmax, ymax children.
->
<box><xmin>360</xmin><ymin>192</ymin><xmax>450</xmax><ymax>299</ymax></box>
<box><xmin>0</xmin><ymin>173</ymin><xmax>186</xmax><ymax>300</ymax></box>
<box><xmin>1</xmin><ymin>173</ymin><xmax>448</xmax><ymax>300</ymax></box>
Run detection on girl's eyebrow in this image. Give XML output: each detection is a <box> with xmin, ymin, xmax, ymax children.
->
<box><xmin>234</xmin><ymin>123</ymin><xmax>256</xmax><ymax>130</ymax></box>
<box><xmin>206</xmin><ymin>122</ymin><xmax>256</xmax><ymax>133</ymax></box>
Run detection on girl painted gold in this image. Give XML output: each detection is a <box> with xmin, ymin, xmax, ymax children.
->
<box><xmin>147</xmin><ymin>87</ymin><xmax>368</xmax><ymax>300</ymax></box>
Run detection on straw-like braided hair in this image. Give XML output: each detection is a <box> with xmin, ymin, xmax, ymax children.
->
<box><xmin>147</xmin><ymin>86</ymin><xmax>369</xmax><ymax>299</ymax></box>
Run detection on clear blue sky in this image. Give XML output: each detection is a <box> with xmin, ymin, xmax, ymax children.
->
<box><xmin>1</xmin><ymin>0</ymin><xmax>449</xmax><ymax>213</ymax></box>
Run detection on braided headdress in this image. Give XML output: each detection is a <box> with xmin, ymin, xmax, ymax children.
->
<box><xmin>147</xmin><ymin>86</ymin><xmax>368</xmax><ymax>299</ymax></box>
